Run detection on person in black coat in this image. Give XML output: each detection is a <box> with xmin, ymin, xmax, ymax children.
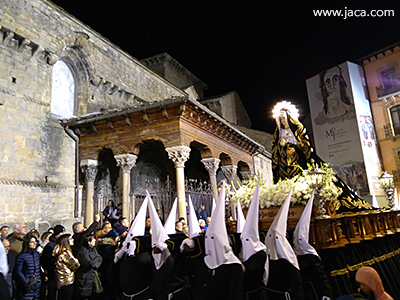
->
<box><xmin>238</xmin><ymin>181</ymin><xmax>268</xmax><ymax>300</ymax></box>
<box><xmin>96</xmin><ymin>233</ymin><xmax>117</xmax><ymax>300</ymax></box>
<box><xmin>265</xmin><ymin>258</ymin><xmax>304</xmax><ymax>299</ymax></box>
<box><xmin>118</xmin><ymin>236</ymin><xmax>153</xmax><ymax>300</ymax></box>
<box><xmin>15</xmin><ymin>234</ymin><xmax>41</xmax><ymax>300</ymax></box>
<box><xmin>103</xmin><ymin>200</ymin><xmax>116</xmax><ymax>223</ymax></box>
<box><xmin>149</xmin><ymin>245</ymin><xmax>191</xmax><ymax>300</ymax></box>
<box><xmin>74</xmin><ymin>234</ymin><xmax>103</xmax><ymax>300</ymax></box>
<box><xmin>242</xmin><ymin>250</ymin><xmax>268</xmax><ymax>300</ymax></box>
<box><xmin>176</xmin><ymin>233</ymin><xmax>243</xmax><ymax>300</ymax></box>
<box><xmin>297</xmin><ymin>254</ymin><xmax>333</xmax><ymax>299</ymax></box>
<box><xmin>41</xmin><ymin>224</ymin><xmax>66</xmax><ymax>300</ymax></box>
<box><xmin>72</xmin><ymin>214</ymin><xmax>100</xmax><ymax>257</ymax></box>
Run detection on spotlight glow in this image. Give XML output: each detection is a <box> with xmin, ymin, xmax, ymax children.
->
<box><xmin>272</xmin><ymin>100</ymin><xmax>299</xmax><ymax>120</ymax></box>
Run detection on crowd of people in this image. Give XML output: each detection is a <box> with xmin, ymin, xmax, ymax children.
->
<box><xmin>0</xmin><ymin>187</ymin><xmax>394</xmax><ymax>300</ymax></box>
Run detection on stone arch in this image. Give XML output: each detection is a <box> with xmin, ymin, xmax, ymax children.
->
<box><xmin>238</xmin><ymin>160</ymin><xmax>251</xmax><ymax>181</ymax></box>
<box><xmin>132</xmin><ymin>140</ymin><xmax>175</xmax><ymax>219</ymax></box>
<box><xmin>51</xmin><ymin>60</ymin><xmax>76</xmax><ymax>118</ymax></box>
<box><xmin>189</xmin><ymin>141</ymin><xmax>213</xmax><ymax>158</ymax></box>
<box><xmin>238</xmin><ymin>161</ymin><xmax>250</xmax><ymax>172</ymax></box>
<box><xmin>132</xmin><ymin>142</ymin><xmax>144</xmax><ymax>156</ymax></box>
<box><xmin>93</xmin><ymin>148</ymin><xmax>119</xmax><ymax>215</ymax></box>
<box><xmin>219</xmin><ymin>152</ymin><xmax>233</xmax><ymax>166</ymax></box>
<box><xmin>133</xmin><ymin>140</ymin><xmax>175</xmax><ymax>189</ymax></box>
<box><xmin>186</xmin><ymin>142</ymin><xmax>210</xmax><ymax>181</ymax></box>
<box><xmin>56</xmin><ymin>45</ymin><xmax>94</xmax><ymax>116</ymax></box>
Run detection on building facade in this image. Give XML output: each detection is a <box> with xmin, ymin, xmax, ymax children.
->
<box><xmin>0</xmin><ymin>0</ymin><xmax>271</xmax><ymax>230</ymax></box>
<box><xmin>306</xmin><ymin>43</ymin><xmax>400</xmax><ymax>208</ymax></box>
<box><xmin>362</xmin><ymin>44</ymin><xmax>400</xmax><ymax>199</ymax></box>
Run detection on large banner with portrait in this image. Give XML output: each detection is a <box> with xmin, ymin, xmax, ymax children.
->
<box><xmin>306</xmin><ymin>62</ymin><xmax>381</xmax><ymax>197</ymax></box>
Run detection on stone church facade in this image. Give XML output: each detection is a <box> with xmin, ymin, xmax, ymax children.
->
<box><xmin>0</xmin><ymin>0</ymin><xmax>272</xmax><ymax>231</ymax></box>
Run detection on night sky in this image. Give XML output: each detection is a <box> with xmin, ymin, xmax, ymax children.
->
<box><xmin>50</xmin><ymin>0</ymin><xmax>400</xmax><ymax>133</ymax></box>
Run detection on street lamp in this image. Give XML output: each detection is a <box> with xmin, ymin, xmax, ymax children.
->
<box><xmin>378</xmin><ymin>171</ymin><xmax>394</xmax><ymax>209</ymax></box>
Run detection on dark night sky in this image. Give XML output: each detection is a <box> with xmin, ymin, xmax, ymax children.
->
<box><xmin>51</xmin><ymin>0</ymin><xmax>400</xmax><ymax>133</ymax></box>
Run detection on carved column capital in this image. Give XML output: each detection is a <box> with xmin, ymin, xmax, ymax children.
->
<box><xmin>166</xmin><ymin>146</ymin><xmax>191</xmax><ymax>168</ymax></box>
<box><xmin>221</xmin><ymin>165</ymin><xmax>238</xmax><ymax>183</ymax></box>
<box><xmin>240</xmin><ymin>171</ymin><xmax>252</xmax><ymax>181</ymax></box>
<box><xmin>80</xmin><ymin>159</ymin><xmax>98</xmax><ymax>182</ymax></box>
<box><xmin>201</xmin><ymin>157</ymin><xmax>221</xmax><ymax>176</ymax></box>
<box><xmin>115</xmin><ymin>154</ymin><xmax>137</xmax><ymax>173</ymax></box>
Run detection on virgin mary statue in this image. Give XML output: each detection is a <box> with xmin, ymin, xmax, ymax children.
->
<box><xmin>272</xmin><ymin>101</ymin><xmax>314</xmax><ymax>184</ymax></box>
<box><xmin>271</xmin><ymin>101</ymin><xmax>372</xmax><ymax>213</ymax></box>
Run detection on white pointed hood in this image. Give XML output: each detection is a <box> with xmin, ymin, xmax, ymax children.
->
<box><xmin>188</xmin><ymin>195</ymin><xmax>202</xmax><ymax>238</ymax></box>
<box><xmin>204</xmin><ymin>181</ymin><xmax>243</xmax><ymax>269</ymax></box>
<box><xmin>240</xmin><ymin>180</ymin><xmax>266</xmax><ymax>261</ymax></box>
<box><xmin>121</xmin><ymin>194</ymin><xmax>149</xmax><ymax>256</ymax></box>
<box><xmin>264</xmin><ymin>189</ymin><xmax>299</xmax><ymax>269</ymax></box>
<box><xmin>236</xmin><ymin>199</ymin><xmax>246</xmax><ymax>234</ymax></box>
<box><xmin>147</xmin><ymin>191</ymin><xmax>170</xmax><ymax>270</ymax></box>
<box><xmin>164</xmin><ymin>197</ymin><xmax>178</xmax><ymax>235</ymax></box>
<box><xmin>293</xmin><ymin>191</ymin><xmax>319</xmax><ymax>257</ymax></box>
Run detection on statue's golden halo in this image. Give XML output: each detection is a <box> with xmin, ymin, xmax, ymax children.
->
<box><xmin>272</xmin><ymin>100</ymin><xmax>299</xmax><ymax>120</ymax></box>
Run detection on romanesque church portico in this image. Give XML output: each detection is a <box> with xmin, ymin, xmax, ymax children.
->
<box><xmin>62</xmin><ymin>96</ymin><xmax>266</xmax><ymax>225</ymax></box>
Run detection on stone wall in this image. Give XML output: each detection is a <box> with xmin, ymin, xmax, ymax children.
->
<box><xmin>201</xmin><ymin>91</ymin><xmax>252</xmax><ymax>128</ymax></box>
<box><xmin>253</xmin><ymin>153</ymin><xmax>273</xmax><ymax>185</ymax></box>
<box><xmin>0</xmin><ymin>0</ymin><xmax>186</xmax><ymax>230</ymax></box>
<box><xmin>141</xmin><ymin>53</ymin><xmax>208</xmax><ymax>99</ymax></box>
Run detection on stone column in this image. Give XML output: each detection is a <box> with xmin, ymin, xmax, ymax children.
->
<box><xmin>166</xmin><ymin>146</ymin><xmax>191</xmax><ymax>219</ymax></box>
<box><xmin>201</xmin><ymin>157</ymin><xmax>221</xmax><ymax>201</ymax></box>
<box><xmin>115</xmin><ymin>154</ymin><xmax>137</xmax><ymax>222</ymax></box>
<box><xmin>221</xmin><ymin>165</ymin><xmax>238</xmax><ymax>187</ymax></box>
<box><xmin>221</xmin><ymin>165</ymin><xmax>238</xmax><ymax>218</ymax></box>
<box><xmin>80</xmin><ymin>159</ymin><xmax>98</xmax><ymax>227</ymax></box>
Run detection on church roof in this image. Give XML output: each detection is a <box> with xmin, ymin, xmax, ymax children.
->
<box><xmin>140</xmin><ymin>52</ymin><xmax>209</xmax><ymax>91</ymax></box>
<box><xmin>232</xmin><ymin>124</ymin><xmax>274</xmax><ymax>154</ymax></box>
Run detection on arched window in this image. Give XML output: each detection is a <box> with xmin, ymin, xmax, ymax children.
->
<box><xmin>390</xmin><ymin>105</ymin><xmax>400</xmax><ymax>136</ymax></box>
<box><xmin>51</xmin><ymin>60</ymin><xmax>75</xmax><ymax>119</ymax></box>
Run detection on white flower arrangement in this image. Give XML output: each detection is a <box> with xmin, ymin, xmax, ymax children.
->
<box><xmin>231</xmin><ymin>163</ymin><xmax>342</xmax><ymax>209</ymax></box>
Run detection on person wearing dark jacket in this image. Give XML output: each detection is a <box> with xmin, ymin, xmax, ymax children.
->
<box><xmin>74</xmin><ymin>234</ymin><xmax>103</xmax><ymax>300</ymax></box>
<box><xmin>264</xmin><ymin>190</ymin><xmax>304</xmax><ymax>300</ymax></box>
<box><xmin>238</xmin><ymin>181</ymin><xmax>268</xmax><ymax>300</ymax></box>
<box><xmin>41</xmin><ymin>224</ymin><xmax>66</xmax><ymax>300</ymax></box>
<box><xmin>15</xmin><ymin>234</ymin><xmax>41</xmax><ymax>300</ymax></box>
<box><xmin>72</xmin><ymin>214</ymin><xmax>100</xmax><ymax>257</ymax></box>
<box><xmin>96</xmin><ymin>233</ymin><xmax>117</xmax><ymax>300</ymax></box>
<box><xmin>103</xmin><ymin>200</ymin><xmax>116</xmax><ymax>223</ymax></box>
<box><xmin>114</xmin><ymin>217</ymin><xmax>129</xmax><ymax>238</ymax></box>
<box><xmin>118</xmin><ymin>236</ymin><xmax>153</xmax><ymax>300</ymax></box>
